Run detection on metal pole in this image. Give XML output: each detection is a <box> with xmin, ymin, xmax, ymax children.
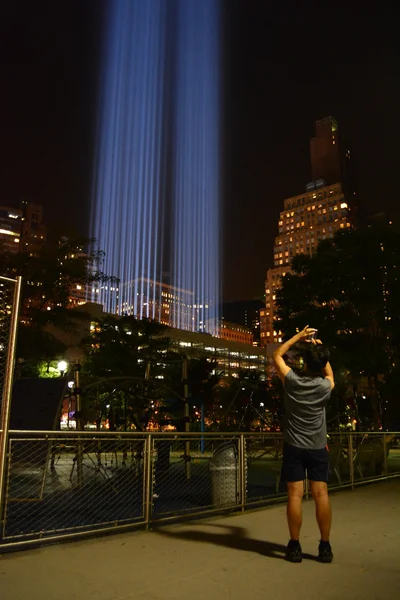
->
<box><xmin>348</xmin><ymin>433</ymin><xmax>354</xmax><ymax>489</ymax></box>
<box><xmin>74</xmin><ymin>362</ymin><xmax>83</xmax><ymax>488</ymax></box>
<box><xmin>0</xmin><ymin>276</ymin><xmax>22</xmax><ymax>518</ymax></box>
<box><xmin>144</xmin><ymin>434</ymin><xmax>152</xmax><ymax>529</ymax></box>
<box><xmin>239</xmin><ymin>434</ymin><xmax>246</xmax><ymax>512</ymax></box>
<box><xmin>200</xmin><ymin>402</ymin><xmax>205</xmax><ymax>454</ymax></box>
<box><xmin>182</xmin><ymin>357</ymin><xmax>191</xmax><ymax>479</ymax></box>
<box><xmin>383</xmin><ymin>435</ymin><xmax>388</xmax><ymax>479</ymax></box>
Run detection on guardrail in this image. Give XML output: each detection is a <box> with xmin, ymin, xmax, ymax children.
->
<box><xmin>0</xmin><ymin>429</ymin><xmax>399</xmax><ymax>550</ymax></box>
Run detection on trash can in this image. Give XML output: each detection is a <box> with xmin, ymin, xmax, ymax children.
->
<box><xmin>209</xmin><ymin>443</ymin><xmax>238</xmax><ymax>507</ymax></box>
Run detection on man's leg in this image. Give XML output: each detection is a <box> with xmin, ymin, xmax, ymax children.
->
<box><xmin>310</xmin><ymin>480</ymin><xmax>333</xmax><ymax>562</ymax></box>
<box><xmin>287</xmin><ymin>480</ymin><xmax>304</xmax><ymax>540</ymax></box>
<box><xmin>282</xmin><ymin>443</ymin><xmax>305</xmax><ymax>562</ymax></box>
<box><xmin>310</xmin><ymin>480</ymin><xmax>331</xmax><ymax>541</ymax></box>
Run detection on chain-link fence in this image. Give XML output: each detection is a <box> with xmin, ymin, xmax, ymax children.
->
<box><xmin>151</xmin><ymin>435</ymin><xmax>244</xmax><ymax>520</ymax></box>
<box><xmin>0</xmin><ymin>430</ymin><xmax>399</xmax><ymax>549</ymax></box>
<box><xmin>2</xmin><ymin>432</ymin><xmax>148</xmax><ymax>542</ymax></box>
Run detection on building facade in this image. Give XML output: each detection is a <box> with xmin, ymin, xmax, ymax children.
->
<box><xmin>119</xmin><ymin>277</ymin><xmax>201</xmax><ymax>331</ymax></box>
<box><xmin>0</xmin><ymin>202</ymin><xmax>46</xmax><ymax>256</ymax></box>
<box><xmin>221</xmin><ymin>299</ymin><xmax>264</xmax><ymax>345</ymax></box>
<box><xmin>219</xmin><ymin>320</ymin><xmax>254</xmax><ymax>345</ymax></box>
<box><xmin>0</xmin><ymin>206</ymin><xmax>22</xmax><ymax>254</ymax></box>
<box><xmin>53</xmin><ymin>302</ymin><xmax>270</xmax><ymax>378</ymax></box>
<box><xmin>260</xmin><ymin>118</ymin><xmax>355</xmax><ymax>345</ymax></box>
<box><xmin>19</xmin><ymin>201</ymin><xmax>46</xmax><ymax>254</ymax></box>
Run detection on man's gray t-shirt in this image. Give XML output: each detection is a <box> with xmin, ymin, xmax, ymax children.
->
<box><xmin>282</xmin><ymin>369</ymin><xmax>331</xmax><ymax>450</ymax></box>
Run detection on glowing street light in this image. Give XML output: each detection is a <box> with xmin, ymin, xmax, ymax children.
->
<box><xmin>58</xmin><ymin>360</ymin><xmax>67</xmax><ymax>376</ymax></box>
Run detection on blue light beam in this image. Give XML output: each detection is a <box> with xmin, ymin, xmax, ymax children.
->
<box><xmin>91</xmin><ymin>0</ymin><xmax>222</xmax><ymax>336</ymax></box>
<box><xmin>172</xmin><ymin>0</ymin><xmax>222</xmax><ymax>335</ymax></box>
<box><xmin>90</xmin><ymin>0</ymin><xmax>167</xmax><ymax>315</ymax></box>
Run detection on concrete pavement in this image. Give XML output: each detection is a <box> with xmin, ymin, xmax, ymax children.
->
<box><xmin>1</xmin><ymin>480</ymin><xmax>399</xmax><ymax>600</ymax></box>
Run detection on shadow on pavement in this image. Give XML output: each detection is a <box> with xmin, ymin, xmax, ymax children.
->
<box><xmin>156</xmin><ymin>524</ymin><xmax>318</xmax><ymax>561</ymax></box>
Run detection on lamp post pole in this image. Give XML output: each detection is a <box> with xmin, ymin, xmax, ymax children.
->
<box><xmin>73</xmin><ymin>362</ymin><xmax>83</xmax><ymax>487</ymax></box>
<box><xmin>182</xmin><ymin>356</ymin><xmax>191</xmax><ymax>479</ymax></box>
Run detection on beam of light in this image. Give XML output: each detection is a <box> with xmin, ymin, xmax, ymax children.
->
<box><xmin>91</xmin><ymin>0</ymin><xmax>221</xmax><ymax>335</ymax></box>
<box><xmin>172</xmin><ymin>0</ymin><xmax>221</xmax><ymax>335</ymax></box>
<box><xmin>90</xmin><ymin>0</ymin><xmax>167</xmax><ymax>315</ymax></box>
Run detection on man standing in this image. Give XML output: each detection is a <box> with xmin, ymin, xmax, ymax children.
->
<box><xmin>272</xmin><ymin>326</ymin><xmax>335</xmax><ymax>563</ymax></box>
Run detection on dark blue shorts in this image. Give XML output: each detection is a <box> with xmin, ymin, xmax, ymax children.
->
<box><xmin>281</xmin><ymin>442</ymin><xmax>330</xmax><ymax>483</ymax></box>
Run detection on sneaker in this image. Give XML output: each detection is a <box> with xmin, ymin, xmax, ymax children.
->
<box><xmin>318</xmin><ymin>541</ymin><xmax>333</xmax><ymax>563</ymax></box>
<box><xmin>285</xmin><ymin>540</ymin><xmax>302</xmax><ymax>563</ymax></box>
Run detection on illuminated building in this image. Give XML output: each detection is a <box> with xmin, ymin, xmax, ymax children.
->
<box><xmin>165</xmin><ymin>327</ymin><xmax>267</xmax><ymax>377</ymax></box>
<box><xmin>0</xmin><ymin>202</ymin><xmax>46</xmax><ymax>256</ymax></box>
<box><xmin>120</xmin><ymin>277</ymin><xmax>203</xmax><ymax>332</ymax></box>
<box><xmin>218</xmin><ymin>320</ymin><xmax>254</xmax><ymax>345</ymax></box>
<box><xmin>260</xmin><ymin>118</ymin><xmax>355</xmax><ymax>345</ymax></box>
<box><xmin>20</xmin><ymin>201</ymin><xmax>46</xmax><ymax>254</ymax></box>
<box><xmin>310</xmin><ymin>116</ymin><xmax>343</xmax><ymax>185</ymax></box>
<box><xmin>0</xmin><ymin>206</ymin><xmax>22</xmax><ymax>254</ymax></box>
<box><xmin>221</xmin><ymin>300</ymin><xmax>264</xmax><ymax>345</ymax></box>
<box><xmin>51</xmin><ymin>302</ymin><xmax>270</xmax><ymax>378</ymax></box>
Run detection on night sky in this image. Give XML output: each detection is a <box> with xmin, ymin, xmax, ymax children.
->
<box><xmin>1</xmin><ymin>2</ymin><xmax>399</xmax><ymax>302</ymax></box>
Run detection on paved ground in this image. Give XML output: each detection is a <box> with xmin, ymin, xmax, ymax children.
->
<box><xmin>1</xmin><ymin>480</ymin><xmax>399</xmax><ymax>600</ymax></box>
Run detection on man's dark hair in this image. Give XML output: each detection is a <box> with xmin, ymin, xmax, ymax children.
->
<box><xmin>303</xmin><ymin>344</ymin><xmax>330</xmax><ymax>375</ymax></box>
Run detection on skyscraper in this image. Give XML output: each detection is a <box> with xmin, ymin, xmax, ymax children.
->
<box><xmin>260</xmin><ymin>118</ymin><xmax>355</xmax><ymax>346</ymax></box>
<box><xmin>0</xmin><ymin>202</ymin><xmax>46</xmax><ymax>256</ymax></box>
<box><xmin>310</xmin><ymin>116</ymin><xmax>342</xmax><ymax>185</ymax></box>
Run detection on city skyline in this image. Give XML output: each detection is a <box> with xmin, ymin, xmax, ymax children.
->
<box><xmin>1</xmin><ymin>2</ymin><xmax>400</xmax><ymax>302</ymax></box>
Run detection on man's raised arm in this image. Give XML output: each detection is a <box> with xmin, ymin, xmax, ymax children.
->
<box><xmin>322</xmin><ymin>361</ymin><xmax>335</xmax><ymax>390</ymax></box>
<box><xmin>273</xmin><ymin>325</ymin><xmax>317</xmax><ymax>382</ymax></box>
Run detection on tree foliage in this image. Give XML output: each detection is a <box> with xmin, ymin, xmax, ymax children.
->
<box><xmin>79</xmin><ymin>315</ymin><xmax>171</xmax><ymax>430</ymax></box>
<box><xmin>274</xmin><ymin>222</ymin><xmax>400</xmax><ymax>426</ymax></box>
<box><xmin>0</xmin><ymin>236</ymin><xmax>115</xmax><ymax>371</ymax></box>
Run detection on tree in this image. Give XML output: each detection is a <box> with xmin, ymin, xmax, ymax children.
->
<box><xmin>80</xmin><ymin>315</ymin><xmax>171</xmax><ymax>430</ymax></box>
<box><xmin>274</xmin><ymin>222</ymin><xmax>400</xmax><ymax>427</ymax></box>
<box><xmin>0</xmin><ymin>236</ymin><xmax>115</xmax><ymax>374</ymax></box>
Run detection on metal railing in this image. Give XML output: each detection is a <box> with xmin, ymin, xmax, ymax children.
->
<box><xmin>0</xmin><ymin>429</ymin><xmax>399</xmax><ymax>550</ymax></box>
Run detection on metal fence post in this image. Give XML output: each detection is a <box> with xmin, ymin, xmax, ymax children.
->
<box><xmin>348</xmin><ymin>433</ymin><xmax>354</xmax><ymax>489</ymax></box>
<box><xmin>383</xmin><ymin>435</ymin><xmax>388</xmax><ymax>479</ymax></box>
<box><xmin>0</xmin><ymin>276</ymin><xmax>22</xmax><ymax>521</ymax></box>
<box><xmin>239</xmin><ymin>434</ymin><xmax>246</xmax><ymax>512</ymax></box>
<box><xmin>144</xmin><ymin>434</ymin><xmax>153</xmax><ymax>529</ymax></box>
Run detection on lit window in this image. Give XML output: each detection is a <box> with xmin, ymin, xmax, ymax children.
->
<box><xmin>340</xmin><ymin>202</ymin><xmax>348</xmax><ymax>209</ymax></box>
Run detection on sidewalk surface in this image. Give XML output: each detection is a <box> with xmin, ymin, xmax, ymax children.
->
<box><xmin>1</xmin><ymin>481</ymin><xmax>399</xmax><ymax>600</ymax></box>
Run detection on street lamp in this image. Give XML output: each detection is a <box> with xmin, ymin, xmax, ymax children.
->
<box><xmin>58</xmin><ymin>360</ymin><xmax>68</xmax><ymax>377</ymax></box>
